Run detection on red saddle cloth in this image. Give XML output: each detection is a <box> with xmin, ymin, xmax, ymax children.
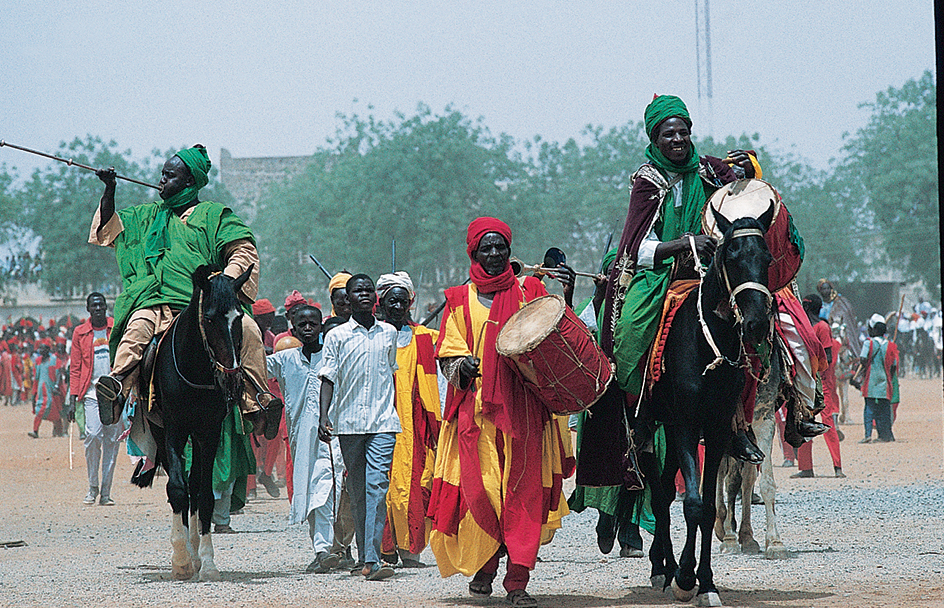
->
<box><xmin>646</xmin><ymin>279</ymin><xmax>700</xmax><ymax>394</ymax></box>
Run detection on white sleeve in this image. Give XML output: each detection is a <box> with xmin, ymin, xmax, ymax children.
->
<box><xmin>637</xmin><ymin>228</ymin><xmax>661</xmax><ymax>269</ymax></box>
<box><xmin>577</xmin><ymin>303</ymin><xmax>598</xmax><ymax>332</ymax></box>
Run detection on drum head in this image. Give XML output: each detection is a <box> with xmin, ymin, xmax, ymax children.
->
<box><xmin>496</xmin><ymin>295</ymin><xmax>565</xmax><ymax>356</ymax></box>
<box><xmin>702</xmin><ymin>179</ymin><xmax>782</xmax><ymax>239</ymax></box>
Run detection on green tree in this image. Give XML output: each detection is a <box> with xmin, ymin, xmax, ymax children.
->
<box><xmin>16</xmin><ymin>136</ymin><xmax>159</xmax><ymax>298</ymax></box>
<box><xmin>255</xmin><ymin>105</ymin><xmax>520</xmax><ymax>306</ymax></box>
<box><xmin>838</xmin><ymin>70</ymin><xmax>939</xmax><ymax>291</ymax></box>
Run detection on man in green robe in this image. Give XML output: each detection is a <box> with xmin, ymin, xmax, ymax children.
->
<box><xmin>90</xmin><ymin>145</ymin><xmax>282</xmax><ymax>439</ymax></box>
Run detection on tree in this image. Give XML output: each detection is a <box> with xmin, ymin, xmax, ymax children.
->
<box><xmin>838</xmin><ymin>70</ymin><xmax>939</xmax><ymax>291</ymax></box>
<box><xmin>14</xmin><ymin>137</ymin><xmax>234</xmax><ymax>299</ymax></box>
<box><xmin>255</xmin><ymin>105</ymin><xmax>521</xmax><ymax>306</ymax></box>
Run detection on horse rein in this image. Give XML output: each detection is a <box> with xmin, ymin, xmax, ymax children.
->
<box><xmin>197</xmin><ymin>281</ymin><xmax>243</xmax><ymax>377</ymax></box>
<box><xmin>169</xmin><ymin>276</ymin><xmax>244</xmax><ymax>392</ymax></box>
<box><xmin>687</xmin><ymin>229</ymin><xmax>773</xmax><ymax>374</ymax></box>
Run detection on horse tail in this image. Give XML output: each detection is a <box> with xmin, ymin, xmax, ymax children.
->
<box><xmin>130</xmin><ymin>458</ymin><xmax>157</xmax><ymax>488</ymax></box>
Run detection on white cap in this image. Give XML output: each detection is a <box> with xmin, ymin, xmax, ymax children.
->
<box><xmin>868</xmin><ymin>313</ymin><xmax>886</xmax><ymax>328</ymax></box>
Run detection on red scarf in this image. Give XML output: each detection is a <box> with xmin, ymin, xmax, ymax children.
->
<box><xmin>466</xmin><ymin>218</ymin><xmax>528</xmax><ymax>434</ymax></box>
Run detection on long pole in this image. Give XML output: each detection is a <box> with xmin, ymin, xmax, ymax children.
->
<box><xmin>892</xmin><ymin>294</ymin><xmax>906</xmax><ymax>341</ymax></box>
<box><xmin>308</xmin><ymin>254</ymin><xmax>333</xmax><ymax>280</ymax></box>
<box><xmin>0</xmin><ymin>140</ymin><xmax>161</xmax><ymax>190</ymax></box>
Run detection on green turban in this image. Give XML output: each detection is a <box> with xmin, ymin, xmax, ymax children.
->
<box><xmin>144</xmin><ymin>145</ymin><xmax>212</xmax><ymax>267</ymax></box>
<box><xmin>600</xmin><ymin>248</ymin><xmax>618</xmax><ymax>274</ymax></box>
<box><xmin>644</xmin><ymin>95</ymin><xmax>692</xmax><ymax>141</ymax></box>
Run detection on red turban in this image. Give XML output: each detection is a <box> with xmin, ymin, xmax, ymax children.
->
<box><xmin>284</xmin><ymin>290</ymin><xmax>307</xmax><ymax>312</ymax></box>
<box><xmin>466</xmin><ymin>216</ymin><xmax>512</xmax><ymax>260</ymax></box>
<box><xmin>252</xmin><ymin>298</ymin><xmax>276</xmax><ymax>315</ymax></box>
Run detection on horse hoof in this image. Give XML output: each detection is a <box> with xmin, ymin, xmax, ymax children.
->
<box><xmin>720</xmin><ymin>540</ymin><xmax>740</xmax><ymax>554</ymax></box>
<box><xmin>199</xmin><ymin>567</ymin><xmax>221</xmax><ymax>582</ymax></box>
<box><xmin>697</xmin><ymin>591</ymin><xmax>723</xmax><ymax>607</ymax></box>
<box><xmin>672</xmin><ymin>579</ymin><xmax>697</xmax><ymax>602</ymax></box>
<box><xmin>171</xmin><ymin>563</ymin><xmax>195</xmax><ymax>580</ymax></box>
<box><xmin>650</xmin><ymin>574</ymin><xmax>666</xmax><ymax>589</ymax></box>
<box><xmin>765</xmin><ymin>543</ymin><xmax>789</xmax><ymax>560</ymax></box>
<box><xmin>741</xmin><ymin>539</ymin><xmax>761</xmax><ymax>554</ymax></box>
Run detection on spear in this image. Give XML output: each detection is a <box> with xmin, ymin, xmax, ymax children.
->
<box><xmin>0</xmin><ymin>140</ymin><xmax>161</xmax><ymax>191</ymax></box>
<box><xmin>308</xmin><ymin>254</ymin><xmax>333</xmax><ymax>280</ymax></box>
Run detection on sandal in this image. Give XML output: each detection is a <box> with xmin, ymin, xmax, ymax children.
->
<box><xmin>468</xmin><ymin>580</ymin><xmax>493</xmax><ymax>597</ymax></box>
<box><xmin>506</xmin><ymin>589</ymin><xmax>537</xmax><ymax>607</ymax></box>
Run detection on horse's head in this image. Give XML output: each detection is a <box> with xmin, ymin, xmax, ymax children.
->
<box><xmin>192</xmin><ymin>264</ymin><xmax>254</xmax><ymax>403</ymax></box>
<box><xmin>711</xmin><ymin>203</ymin><xmax>774</xmax><ymax>346</ymax></box>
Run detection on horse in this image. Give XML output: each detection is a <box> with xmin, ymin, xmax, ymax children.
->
<box><xmin>715</xmin><ymin>338</ymin><xmax>789</xmax><ymax>560</ymax></box>
<box><xmin>639</xmin><ymin>203</ymin><xmax>775</xmax><ymax>607</ymax></box>
<box><xmin>132</xmin><ymin>264</ymin><xmax>253</xmax><ymax>581</ymax></box>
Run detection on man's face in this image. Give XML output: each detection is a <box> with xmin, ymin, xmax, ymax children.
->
<box><xmin>474</xmin><ymin>232</ymin><xmax>510</xmax><ymax>277</ymax></box>
<box><xmin>380</xmin><ymin>287</ymin><xmax>411</xmax><ymax>327</ymax></box>
<box><xmin>291</xmin><ymin>310</ymin><xmax>322</xmax><ymax>346</ymax></box>
<box><xmin>254</xmin><ymin>311</ymin><xmax>275</xmax><ymax>333</ymax></box>
<box><xmin>331</xmin><ymin>288</ymin><xmax>352</xmax><ymax>319</ymax></box>
<box><xmin>158</xmin><ymin>156</ymin><xmax>194</xmax><ymax>201</ymax></box>
<box><xmin>347</xmin><ymin>278</ymin><xmax>377</xmax><ymax>314</ymax></box>
<box><xmin>87</xmin><ymin>295</ymin><xmax>107</xmax><ymax>328</ymax></box>
<box><xmin>817</xmin><ymin>282</ymin><xmax>832</xmax><ymax>300</ymax></box>
<box><xmin>655</xmin><ymin>117</ymin><xmax>692</xmax><ymax>165</ymax></box>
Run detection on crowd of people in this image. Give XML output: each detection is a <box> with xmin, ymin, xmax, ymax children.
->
<box><xmin>5</xmin><ymin>96</ymin><xmax>939</xmax><ymax>607</ymax></box>
<box><xmin>0</xmin><ymin>251</ymin><xmax>42</xmax><ymax>284</ymax></box>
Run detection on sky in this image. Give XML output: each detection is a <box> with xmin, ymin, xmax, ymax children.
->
<box><xmin>0</xmin><ymin>1</ymin><xmax>936</xmax><ymax>180</ymax></box>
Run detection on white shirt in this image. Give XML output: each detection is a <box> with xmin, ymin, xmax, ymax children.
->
<box><xmin>85</xmin><ymin>327</ymin><xmax>111</xmax><ymax>400</ymax></box>
<box><xmin>319</xmin><ymin>317</ymin><xmax>401</xmax><ymax>435</ymax></box>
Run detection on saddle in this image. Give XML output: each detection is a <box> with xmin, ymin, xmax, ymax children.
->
<box><xmin>646</xmin><ymin>279</ymin><xmax>700</xmax><ymax>393</ymax></box>
<box><xmin>136</xmin><ymin>319</ymin><xmax>179</xmax><ymax>429</ymax></box>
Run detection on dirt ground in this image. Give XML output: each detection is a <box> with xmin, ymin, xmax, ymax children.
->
<box><xmin>1</xmin><ymin>377</ymin><xmax>942</xmax><ymax>608</ymax></box>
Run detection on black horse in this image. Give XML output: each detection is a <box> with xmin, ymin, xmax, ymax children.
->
<box><xmin>133</xmin><ymin>264</ymin><xmax>252</xmax><ymax>581</ymax></box>
<box><xmin>641</xmin><ymin>204</ymin><xmax>775</xmax><ymax>607</ymax></box>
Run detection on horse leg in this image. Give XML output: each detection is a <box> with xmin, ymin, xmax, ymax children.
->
<box><xmin>715</xmin><ymin>457</ymin><xmax>741</xmax><ymax>554</ymax></box>
<box><xmin>164</xmin><ymin>428</ymin><xmax>195</xmax><ymax>580</ymax></box>
<box><xmin>196</xmin><ymin>434</ymin><xmax>222</xmax><ymax>581</ymax></box>
<box><xmin>737</xmin><ymin>462</ymin><xmax>760</xmax><ymax>554</ymax></box>
<box><xmin>754</xmin><ymin>414</ymin><xmax>787</xmax><ymax>559</ymax></box>
<box><xmin>639</xmin><ymin>445</ymin><xmax>675</xmax><ymax>591</ymax></box>
<box><xmin>672</xmin><ymin>426</ymin><xmax>700</xmax><ymax>601</ymax></box>
<box><xmin>694</xmin><ymin>435</ymin><xmax>723</xmax><ymax>607</ymax></box>
<box><xmin>187</xmin><ymin>456</ymin><xmax>202</xmax><ymax>573</ymax></box>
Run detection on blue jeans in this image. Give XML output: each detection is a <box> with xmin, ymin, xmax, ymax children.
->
<box><xmin>864</xmin><ymin>397</ymin><xmax>894</xmax><ymax>441</ymax></box>
<box><xmin>338</xmin><ymin>433</ymin><xmax>396</xmax><ymax>565</ymax></box>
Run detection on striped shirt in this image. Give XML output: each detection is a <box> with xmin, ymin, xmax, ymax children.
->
<box><xmin>319</xmin><ymin>317</ymin><xmax>401</xmax><ymax>435</ymax></box>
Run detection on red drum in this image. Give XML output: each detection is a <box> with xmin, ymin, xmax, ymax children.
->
<box><xmin>496</xmin><ymin>294</ymin><xmax>613</xmax><ymax>415</ymax></box>
<box><xmin>702</xmin><ymin>178</ymin><xmax>803</xmax><ymax>292</ymax></box>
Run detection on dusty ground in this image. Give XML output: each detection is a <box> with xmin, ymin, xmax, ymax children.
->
<box><xmin>1</xmin><ymin>378</ymin><xmax>942</xmax><ymax>608</ymax></box>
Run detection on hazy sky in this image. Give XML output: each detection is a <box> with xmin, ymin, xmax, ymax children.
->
<box><xmin>1</xmin><ymin>1</ymin><xmax>936</xmax><ymax>179</ymax></box>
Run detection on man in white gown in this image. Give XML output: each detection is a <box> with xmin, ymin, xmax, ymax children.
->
<box><xmin>266</xmin><ymin>305</ymin><xmax>346</xmax><ymax>573</ymax></box>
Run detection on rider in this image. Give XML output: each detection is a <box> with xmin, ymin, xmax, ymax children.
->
<box><xmin>90</xmin><ymin>145</ymin><xmax>282</xmax><ymax>438</ymax></box>
<box><xmin>596</xmin><ymin>94</ymin><xmax>764</xmax><ymax>467</ymax></box>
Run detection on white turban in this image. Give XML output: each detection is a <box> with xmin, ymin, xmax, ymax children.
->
<box><xmin>377</xmin><ymin>271</ymin><xmax>415</xmax><ymax>302</ymax></box>
<box><xmin>868</xmin><ymin>313</ymin><xmax>886</xmax><ymax>328</ymax></box>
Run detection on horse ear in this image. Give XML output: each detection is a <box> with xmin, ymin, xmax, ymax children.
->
<box><xmin>193</xmin><ymin>265</ymin><xmax>213</xmax><ymax>293</ymax></box>
<box><xmin>232</xmin><ymin>264</ymin><xmax>254</xmax><ymax>293</ymax></box>
<box><xmin>712</xmin><ymin>206</ymin><xmax>732</xmax><ymax>236</ymax></box>
<box><xmin>757</xmin><ymin>201</ymin><xmax>775</xmax><ymax>232</ymax></box>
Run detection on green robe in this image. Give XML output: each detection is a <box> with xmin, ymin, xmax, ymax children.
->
<box><xmin>109</xmin><ymin>201</ymin><xmax>254</xmax><ymax>361</ymax></box>
<box><xmin>184</xmin><ymin>405</ymin><xmax>256</xmax><ymax>512</ymax></box>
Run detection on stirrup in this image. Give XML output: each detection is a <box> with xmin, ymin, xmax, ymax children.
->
<box><xmin>95</xmin><ymin>375</ymin><xmax>125</xmax><ymax>425</ymax></box>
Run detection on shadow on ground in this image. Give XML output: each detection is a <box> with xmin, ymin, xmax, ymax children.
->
<box><xmin>440</xmin><ymin>586</ymin><xmax>833</xmax><ymax>607</ymax></box>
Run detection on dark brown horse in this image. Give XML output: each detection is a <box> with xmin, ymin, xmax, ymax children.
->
<box><xmin>132</xmin><ymin>264</ymin><xmax>252</xmax><ymax>581</ymax></box>
<box><xmin>640</xmin><ymin>204</ymin><xmax>775</xmax><ymax>607</ymax></box>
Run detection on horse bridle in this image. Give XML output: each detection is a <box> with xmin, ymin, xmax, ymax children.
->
<box><xmin>714</xmin><ymin>228</ymin><xmax>773</xmax><ymax>324</ymax></box>
<box><xmin>170</xmin><ymin>276</ymin><xmax>243</xmax><ymax>392</ymax></box>
<box><xmin>686</xmin><ymin>229</ymin><xmax>773</xmax><ymax>373</ymax></box>
<box><xmin>197</xmin><ymin>286</ymin><xmax>243</xmax><ymax>377</ymax></box>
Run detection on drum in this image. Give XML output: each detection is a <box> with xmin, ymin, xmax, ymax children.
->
<box><xmin>702</xmin><ymin>178</ymin><xmax>802</xmax><ymax>292</ymax></box>
<box><xmin>496</xmin><ymin>294</ymin><xmax>613</xmax><ymax>415</ymax></box>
